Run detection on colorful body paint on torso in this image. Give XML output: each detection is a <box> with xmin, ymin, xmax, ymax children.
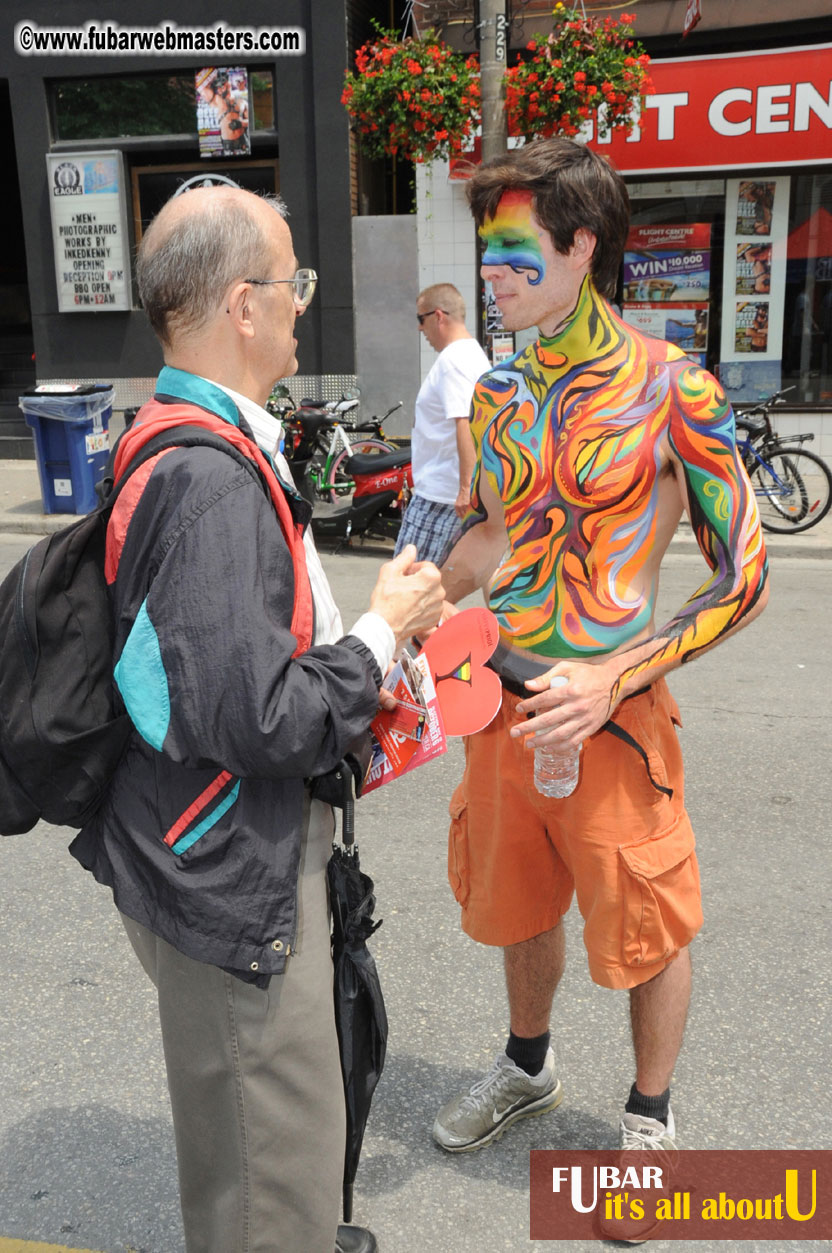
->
<box><xmin>467</xmin><ymin>278</ymin><xmax>767</xmax><ymax>679</ymax></box>
<box><xmin>479</xmin><ymin>189</ymin><xmax>546</xmax><ymax>285</ymax></box>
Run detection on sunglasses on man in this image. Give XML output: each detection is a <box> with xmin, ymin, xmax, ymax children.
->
<box><xmin>417</xmin><ymin>308</ymin><xmax>447</xmax><ymax>326</ymax></box>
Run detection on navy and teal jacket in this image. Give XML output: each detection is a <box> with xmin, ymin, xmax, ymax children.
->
<box><xmin>70</xmin><ymin>369</ymin><xmax>381</xmax><ymax>984</ymax></box>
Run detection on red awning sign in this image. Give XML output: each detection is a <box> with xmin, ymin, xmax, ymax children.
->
<box><xmin>588</xmin><ymin>43</ymin><xmax>832</xmax><ymax>174</ymax></box>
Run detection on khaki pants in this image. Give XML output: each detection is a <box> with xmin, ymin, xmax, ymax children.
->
<box><xmin>121</xmin><ymin>798</ymin><xmax>345</xmax><ymax>1253</ymax></box>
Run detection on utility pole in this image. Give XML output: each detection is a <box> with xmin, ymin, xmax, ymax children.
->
<box><xmin>479</xmin><ymin>0</ymin><xmax>507</xmax><ymax>162</ymax></box>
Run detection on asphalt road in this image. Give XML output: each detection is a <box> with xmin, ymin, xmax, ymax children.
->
<box><xmin>1</xmin><ymin>535</ymin><xmax>830</xmax><ymax>1253</ymax></box>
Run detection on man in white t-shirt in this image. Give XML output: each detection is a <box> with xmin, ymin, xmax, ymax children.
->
<box><xmin>394</xmin><ymin>283</ymin><xmax>490</xmax><ymax>565</ymax></box>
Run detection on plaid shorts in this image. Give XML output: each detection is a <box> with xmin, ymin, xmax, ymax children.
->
<box><xmin>394</xmin><ymin>493</ymin><xmax>460</xmax><ymax>566</ymax></box>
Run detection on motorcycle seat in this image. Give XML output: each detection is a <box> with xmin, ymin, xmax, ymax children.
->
<box><xmin>295</xmin><ymin>412</ymin><xmax>334</xmax><ymax>436</ymax></box>
<box><xmin>345</xmin><ymin>447</ymin><xmax>410</xmax><ymax>476</ymax></box>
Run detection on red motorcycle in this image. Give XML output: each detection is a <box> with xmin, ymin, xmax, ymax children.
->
<box><xmin>267</xmin><ymin>387</ymin><xmax>413</xmax><ymax>543</ymax></box>
<box><xmin>304</xmin><ymin>443</ymin><xmax>413</xmax><ymax>544</ymax></box>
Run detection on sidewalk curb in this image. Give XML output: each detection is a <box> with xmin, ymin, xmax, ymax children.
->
<box><xmin>2</xmin><ymin>512</ymin><xmax>829</xmax><ymax>559</ymax></box>
<box><xmin>0</xmin><ymin>515</ymin><xmax>74</xmax><ymax>536</ymax></box>
<box><xmin>669</xmin><ymin>534</ymin><xmax>832</xmax><ymax>561</ymax></box>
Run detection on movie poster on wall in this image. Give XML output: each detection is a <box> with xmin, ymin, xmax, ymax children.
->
<box><xmin>719</xmin><ymin>177</ymin><xmax>790</xmax><ymax>402</ymax></box>
<box><xmin>46</xmin><ymin>151</ymin><xmax>132</xmax><ymax>312</ymax></box>
<box><xmin>196</xmin><ymin>67</ymin><xmax>251</xmax><ymax>158</ymax></box>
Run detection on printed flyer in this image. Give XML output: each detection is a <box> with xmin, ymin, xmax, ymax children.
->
<box><xmin>363</xmin><ymin>652</ymin><xmax>447</xmax><ymax>794</ymax></box>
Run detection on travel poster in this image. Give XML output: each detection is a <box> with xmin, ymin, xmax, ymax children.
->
<box><xmin>622</xmin><ymin>223</ymin><xmax>711</xmax><ymax>303</ymax></box>
<box><xmin>620</xmin><ymin>302</ymin><xmax>709</xmax><ymax>367</ymax></box>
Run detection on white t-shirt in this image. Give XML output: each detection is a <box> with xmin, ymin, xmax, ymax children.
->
<box><xmin>412</xmin><ymin>337</ymin><xmax>490</xmax><ymax>505</ymax></box>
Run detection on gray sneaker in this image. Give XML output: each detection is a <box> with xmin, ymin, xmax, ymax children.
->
<box><xmin>620</xmin><ymin>1107</ymin><xmax>677</xmax><ymax>1150</ymax></box>
<box><xmin>600</xmin><ymin>1110</ymin><xmax>678</xmax><ymax>1244</ymax></box>
<box><xmin>432</xmin><ymin>1048</ymin><xmax>563</xmax><ymax>1153</ymax></box>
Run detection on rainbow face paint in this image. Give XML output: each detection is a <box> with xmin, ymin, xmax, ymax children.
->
<box><xmin>479</xmin><ymin>189</ymin><xmax>546</xmax><ymax>286</ymax></box>
<box><xmin>462</xmin><ymin>277</ymin><xmax>767</xmax><ymax>682</ymax></box>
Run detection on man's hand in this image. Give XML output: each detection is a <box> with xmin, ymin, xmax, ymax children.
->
<box><xmin>510</xmin><ymin>661</ymin><xmax>617</xmax><ymax>752</ymax></box>
<box><xmin>369</xmin><ymin>544</ymin><xmax>445</xmax><ymax>644</ymax></box>
<box><xmin>454</xmin><ymin>485</ymin><xmax>471</xmax><ymax>518</ymax></box>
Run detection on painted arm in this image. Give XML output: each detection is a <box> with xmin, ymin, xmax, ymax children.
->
<box><xmin>517</xmin><ymin>366</ymin><xmax>769</xmax><ymax>747</ymax></box>
<box><xmin>440</xmin><ymin>393</ymin><xmax>508</xmax><ymax>603</ymax></box>
<box><xmin>454</xmin><ymin>416</ymin><xmax>477</xmax><ymax>518</ymax></box>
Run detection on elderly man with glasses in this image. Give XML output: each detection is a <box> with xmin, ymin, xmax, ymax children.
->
<box><xmin>394</xmin><ymin>283</ymin><xmax>490</xmax><ymax>565</ymax></box>
<box><xmin>69</xmin><ymin>186</ymin><xmax>444</xmax><ymax>1253</ymax></box>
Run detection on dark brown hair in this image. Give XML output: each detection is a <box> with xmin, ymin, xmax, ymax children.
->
<box><xmin>467</xmin><ymin>138</ymin><xmax>630</xmax><ymax>298</ymax></box>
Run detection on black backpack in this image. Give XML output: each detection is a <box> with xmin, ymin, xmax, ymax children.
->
<box><xmin>0</xmin><ymin>426</ymin><xmax>267</xmax><ymax>836</ymax></box>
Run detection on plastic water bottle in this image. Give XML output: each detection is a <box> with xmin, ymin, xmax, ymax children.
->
<box><xmin>533</xmin><ymin>676</ymin><xmax>582</xmax><ymax>798</ymax></box>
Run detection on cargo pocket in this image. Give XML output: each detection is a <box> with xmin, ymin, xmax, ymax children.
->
<box><xmin>448</xmin><ymin>786</ymin><xmax>470</xmax><ymax>907</ymax></box>
<box><xmin>618</xmin><ymin>820</ymin><xmax>701</xmax><ymax>969</ymax></box>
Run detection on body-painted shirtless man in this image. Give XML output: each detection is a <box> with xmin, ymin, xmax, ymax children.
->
<box><xmin>431</xmin><ymin>139</ymin><xmax>769</xmax><ymax>1169</ymax></box>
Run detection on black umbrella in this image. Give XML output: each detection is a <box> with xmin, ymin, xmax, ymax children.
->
<box><xmin>325</xmin><ymin>759</ymin><xmax>388</xmax><ymax>1225</ymax></box>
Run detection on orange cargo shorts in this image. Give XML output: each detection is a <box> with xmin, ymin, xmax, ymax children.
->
<box><xmin>447</xmin><ymin>678</ymin><xmax>702</xmax><ymax>990</ymax></box>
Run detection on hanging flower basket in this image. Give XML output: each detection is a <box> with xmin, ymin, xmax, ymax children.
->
<box><xmin>341</xmin><ymin>26</ymin><xmax>480</xmax><ymax>165</ymax></box>
<box><xmin>504</xmin><ymin>4</ymin><xmax>653</xmax><ymax>142</ymax></box>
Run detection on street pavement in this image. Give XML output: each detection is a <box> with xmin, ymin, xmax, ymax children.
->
<box><xmin>0</xmin><ymin>464</ymin><xmax>830</xmax><ymax>1253</ymax></box>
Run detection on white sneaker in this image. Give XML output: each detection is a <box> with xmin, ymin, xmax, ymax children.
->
<box><xmin>620</xmin><ymin>1107</ymin><xmax>677</xmax><ymax>1150</ymax></box>
<box><xmin>432</xmin><ymin>1049</ymin><xmax>563</xmax><ymax>1153</ymax></box>
<box><xmin>600</xmin><ymin>1109</ymin><xmax>678</xmax><ymax>1244</ymax></box>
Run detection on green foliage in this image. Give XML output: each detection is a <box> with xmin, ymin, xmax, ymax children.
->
<box><xmin>54</xmin><ymin>75</ymin><xmax>196</xmax><ymax>140</ymax></box>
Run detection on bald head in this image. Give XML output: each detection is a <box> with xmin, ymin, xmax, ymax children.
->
<box><xmin>137</xmin><ymin>187</ymin><xmax>290</xmax><ymax>347</ymax></box>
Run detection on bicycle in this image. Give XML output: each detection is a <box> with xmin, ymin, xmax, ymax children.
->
<box><xmin>267</xmin><ymin>387</ymin><xmax>400</xmax><ymax>503</ymax></box>
<box><xmin>734</xmin><ymin>387</ymin><xmax>832</xmax><ymax>534</ymax></box>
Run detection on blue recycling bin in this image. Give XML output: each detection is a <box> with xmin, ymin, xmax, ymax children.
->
<box><xmin>19</xmin><ymin>384</ymin><xmax>114</xmax><ymax>514</ymax></box>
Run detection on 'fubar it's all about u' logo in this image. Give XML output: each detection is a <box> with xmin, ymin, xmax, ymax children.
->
<box><xmin>530</xmin><ymin>1151</ymin><xmax>831</xmax><ymax>1241</ymax></box>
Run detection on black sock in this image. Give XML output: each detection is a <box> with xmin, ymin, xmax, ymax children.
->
<box><xmin>625</xmin><ymin>1083</ymin><xmax>670</xmax><ymax>1126</ymax></box>
<box><xmin>505</xmin><ymin>1030</ymin><xmax>550</xmax><ymax>1077</ymax></box>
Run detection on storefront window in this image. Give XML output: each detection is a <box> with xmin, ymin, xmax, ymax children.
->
<box><xmin>53</xmin><ymin>70</ymin><xmax>274</xmax><ymax>140</ymax></box>
<box><xmin>784</xmin><ymin>172</ymin><xmax>832</xmax><ymax>405</ymax></box>
<box><xmin>624</xmin><ymin>175</ymin><xmax>832</xmax><ymax>407</ymax></box>
<box><xmin>624</xmin><ymin>180</ymin><xmax>726</xmax><ymax>376</ymax></box>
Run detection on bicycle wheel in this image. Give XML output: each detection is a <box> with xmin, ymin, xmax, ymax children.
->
<box><xmin>324</xmin><ymin>438</ymin><xmax>395</xmax><ymax>504</ymax></box>
<box><xmin>751</xmin><ymin>447</ymin><xmax>832</xmax><ymax>534</ymax></box>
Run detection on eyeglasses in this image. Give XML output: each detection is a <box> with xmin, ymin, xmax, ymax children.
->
<box><xmin>417</xmin><ymin>308</ymin><xmax>446</xmax><ymax>325</ymax></box>
<box><xmin>245</xmin><ymin>267</ymin><xmax>318</xmax><ymax>308</ymax></box>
